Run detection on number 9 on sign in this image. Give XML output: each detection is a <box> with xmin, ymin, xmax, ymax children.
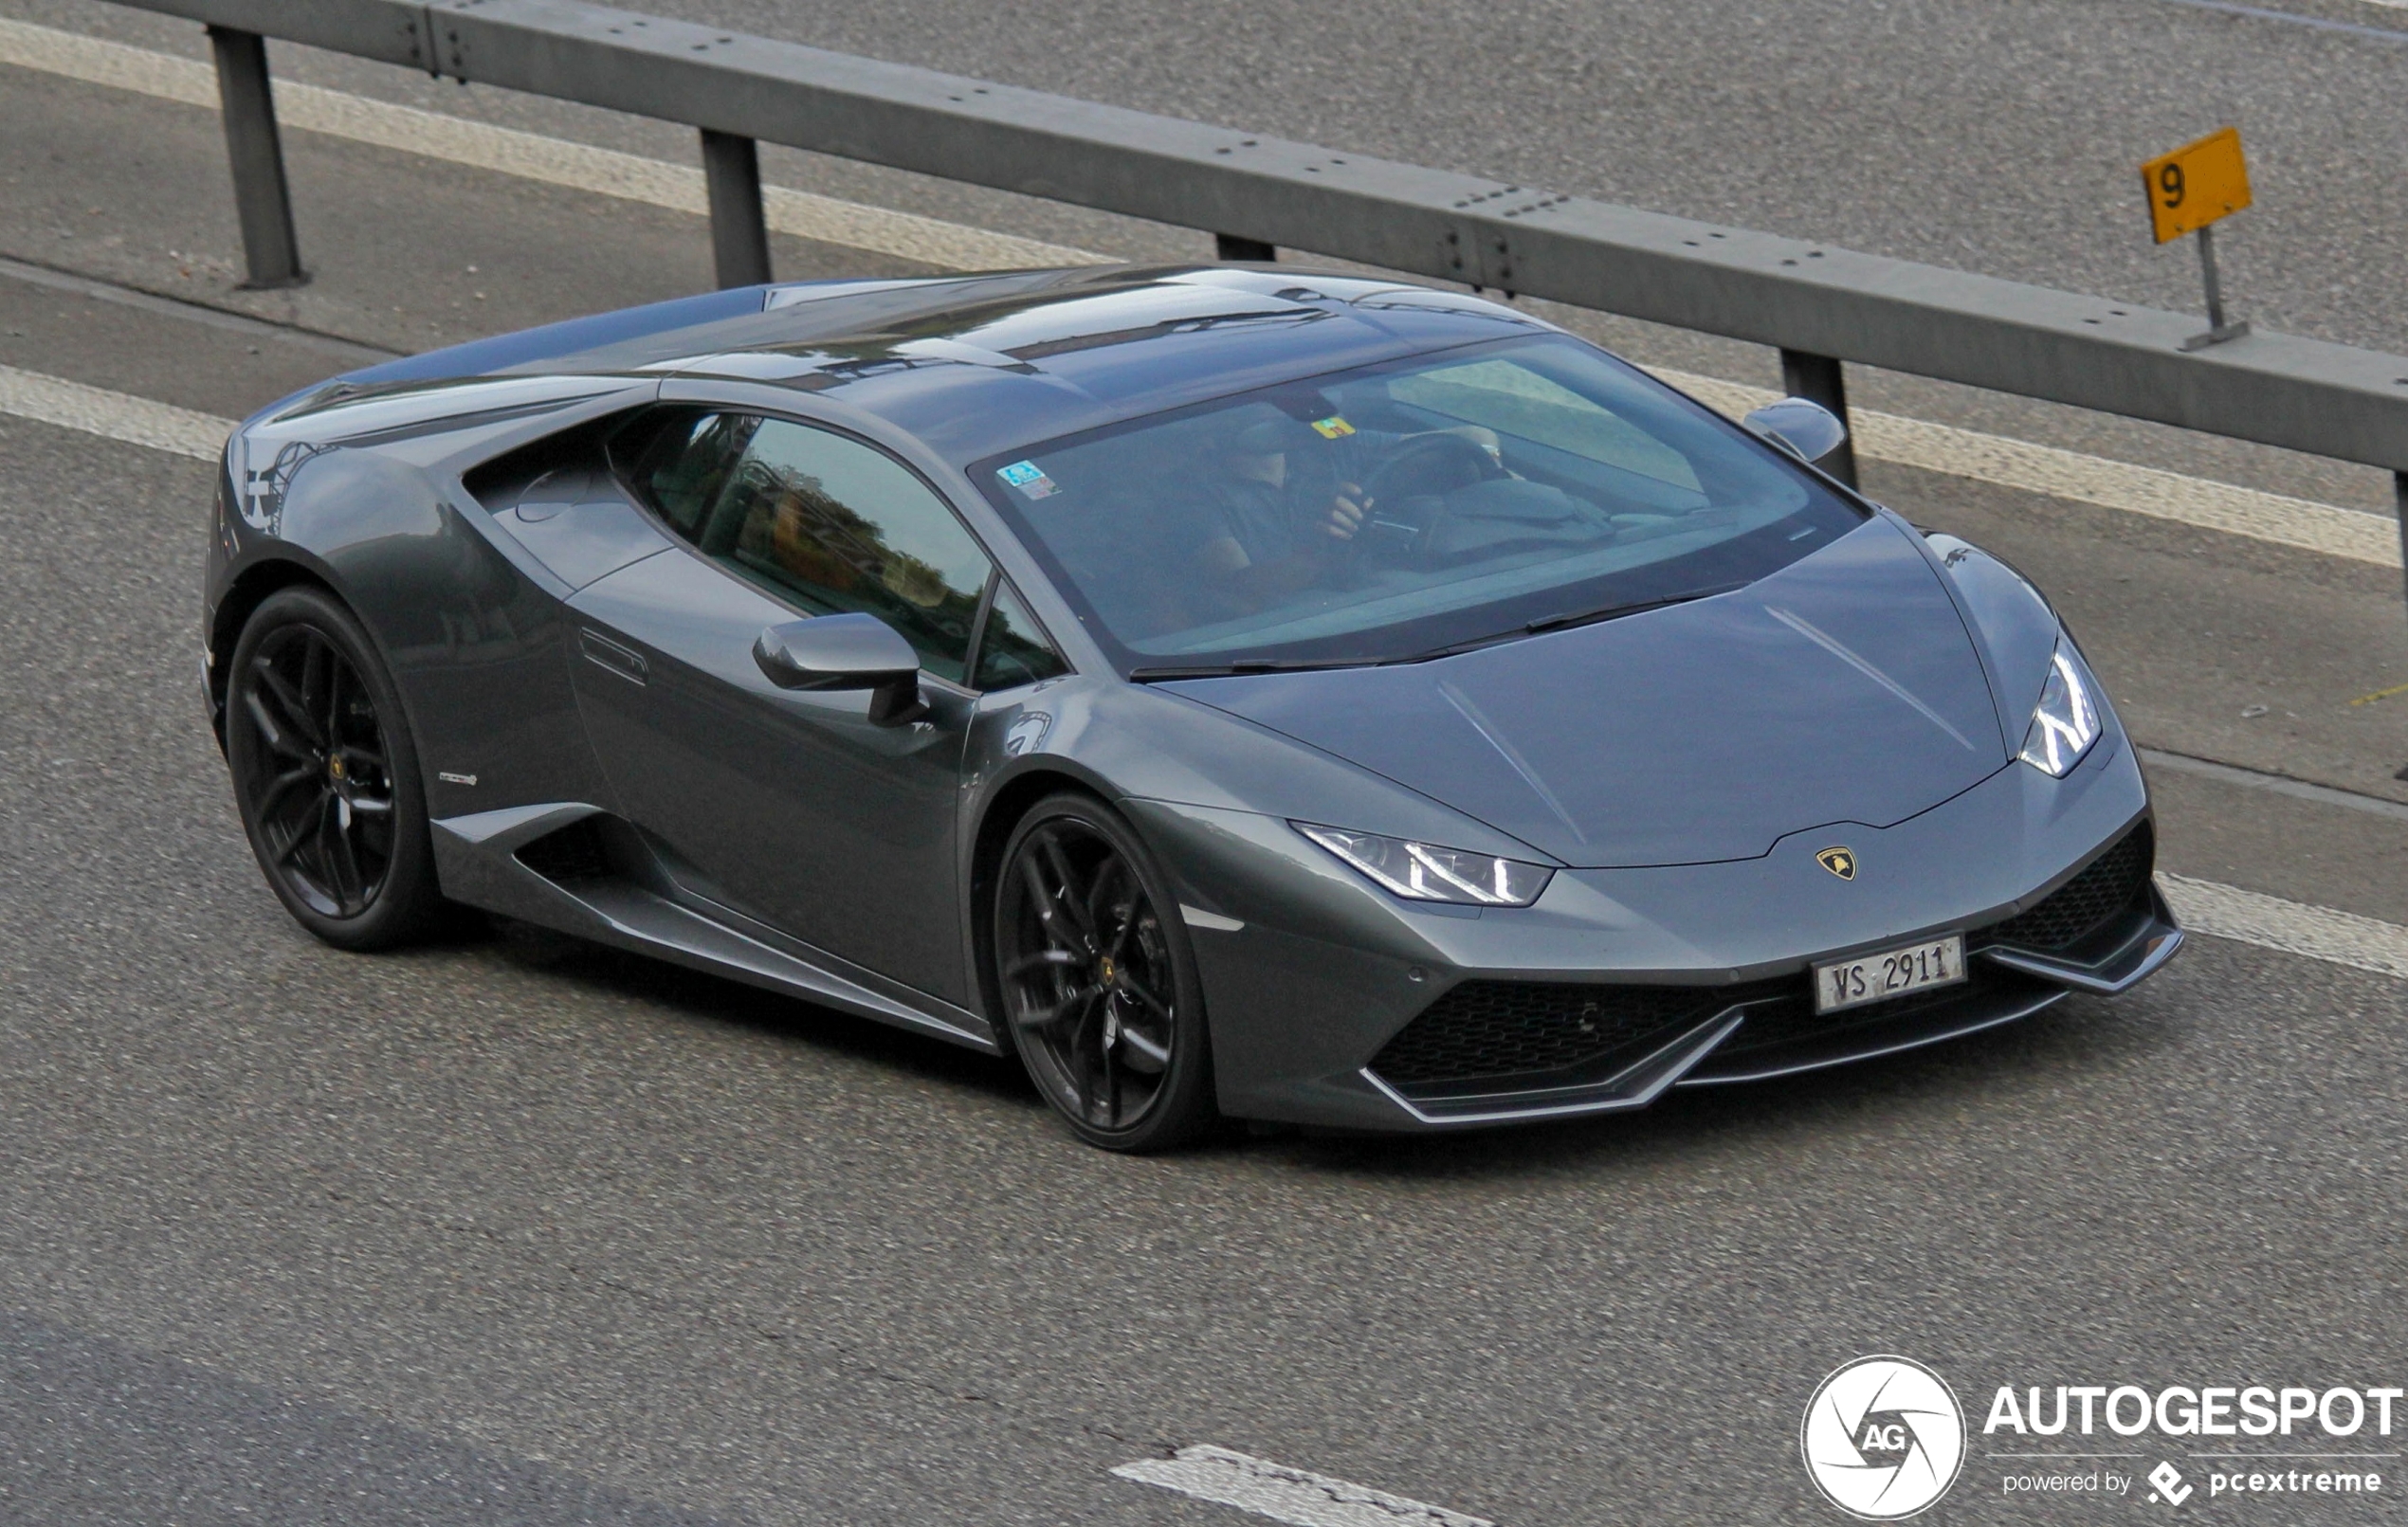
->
<box><xmin>2141</xmin><ymin>126</ymin><xmax>2249</xmax><ymax>244</ymax></box>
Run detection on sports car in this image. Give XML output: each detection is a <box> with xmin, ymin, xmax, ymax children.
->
<box><xmin>204</xmin><ymin>264</ymin><xmax>2181</xmax><ymax>1150</ymax></box>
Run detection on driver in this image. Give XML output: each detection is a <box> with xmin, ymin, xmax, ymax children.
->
<box><xmin>1188</xmin><ymin>414</ymin><xmax>1502</xmax><ymax>609</ymax></box>
<box><xmin>1191</xmin><ymin>415</ymin><xmax>1372</xmax><ymax>593</ymax></box>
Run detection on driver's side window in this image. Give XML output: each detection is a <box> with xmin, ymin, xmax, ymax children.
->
<box><xmin>628</xmin><ymin>412</ymin><xmax>995</xmax><ymax>683</ymax></box>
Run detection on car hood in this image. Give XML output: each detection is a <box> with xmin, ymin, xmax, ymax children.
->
<box><xmin>1165</xmin><ymin>518</ymin><xmax>2010</xmax><ymax>867</ymax></box>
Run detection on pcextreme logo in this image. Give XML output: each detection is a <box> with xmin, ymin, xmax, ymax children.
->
<box><xmin>1802</xmin><ymin>1355</ymin><xmax>1968</xmax><ymax>1519</ymax></box>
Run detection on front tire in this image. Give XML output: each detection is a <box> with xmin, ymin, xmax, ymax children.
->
<box><xmin>993</xmin><ymin>793</ymin><xmax>1217</xmax><ymax>1152</ymax></box>
<box><xmin>225</xmin><ymin>585</ymin><xmax>444</xmax><ymax>951</ymax></box>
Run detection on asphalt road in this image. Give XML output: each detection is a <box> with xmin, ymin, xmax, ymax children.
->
<box><xmin>1</xmin><ymin>3</ymin><xmax>2406</xmax><ymax>1522</ymax></box>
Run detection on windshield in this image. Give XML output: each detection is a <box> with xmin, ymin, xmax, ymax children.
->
<box><xmin>972</xmin><ymin>335</ymin><xmax>1865</xmax><ymax>674</ymax></box>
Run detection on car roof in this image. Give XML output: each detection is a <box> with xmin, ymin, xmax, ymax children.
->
<box><xmin>524</xmin><ymin>265</ymin><xmax>1560</xmax><ymax>464</ymax></box>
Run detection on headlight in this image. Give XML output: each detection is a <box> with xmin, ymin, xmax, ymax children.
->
<box><xmin>1295</xmin><ymin>824</ymin><xmax>1553</xmax><ymax>906</ymax></box>
<box><xmin>2018</xmin><ymin>638</ymin><xmax>2102</xmax><ymax>777</ymax></box>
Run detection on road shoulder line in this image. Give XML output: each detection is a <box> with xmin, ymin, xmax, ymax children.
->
<box><xmin>1660</xmin><ymin>371</ymin><xmax>2401</xmax><ymax>568</ymax></box>
<box><xmin>2138</xmin><ymin>746</ymin><xmax>2408</xmax><ymax>824</ymax></box>
<box><xmin>0</xmin><ymin>253</ymin><xmax>396</xmax><ymax>365</ymax></box>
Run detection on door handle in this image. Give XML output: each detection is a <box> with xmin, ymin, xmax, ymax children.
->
<box><xmin>578</xmin><ymin>627</ymin><xmax>648</xmax><ymax>685</ymax></box>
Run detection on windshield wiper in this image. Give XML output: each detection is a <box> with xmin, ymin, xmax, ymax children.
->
<box><xmin>1402</xmin><ymin>580</ymin><xmax>1751</xmax><ymax>664</ymax></box>
<box><xmin>1127</xmin><ymin>657</ymin><xmax>1381</xmax><ymax>682</ymax></box>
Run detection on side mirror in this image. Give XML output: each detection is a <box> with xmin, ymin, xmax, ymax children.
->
<box><xmin>753</xmin><ymin>612</ymin><xmax>928</xmax><ymax>725</ymax></box>
<box><xmin>1742</xmin><ymin>396</ymin><xmax>1849</xmax><ymax>468</ymax></box>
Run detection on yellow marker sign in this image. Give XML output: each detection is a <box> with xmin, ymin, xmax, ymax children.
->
<box><xmin>2142</xmin><ymin>126</ymin><xmax>2252</xmax><ymax>245</ymax></box>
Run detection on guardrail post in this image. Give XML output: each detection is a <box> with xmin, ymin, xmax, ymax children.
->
<box><xmin>2395</xmin><ymin>471</ymin><xmax>2408</xmax><ymax>627</ymax></box>
<box><xmin>1779</xmin><ymin>349</ymin><xmax>1859</xmax><ymax>488</ymax></box>
<box><xmin>206</xmin><ymin>27</ymin><xmax>305</xmax><ymax>289</ymax></box>
<box><xmin>701</xmin><ymin>129</ymin><xmax>774</xmax><ymax>288</ymax></box>
<box><xmin>1215</xmin><ymin>234</ymin><xmax>1276</xmax><ymax>262</ymax></box>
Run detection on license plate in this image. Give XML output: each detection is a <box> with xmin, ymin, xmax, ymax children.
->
<box><xmin>1814</xmin><ymin>934</ymin><xmax>1966</xmax><ymax>1014</ymax></box>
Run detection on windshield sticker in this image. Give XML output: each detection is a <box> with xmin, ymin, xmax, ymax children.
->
<box><xmin>1309</xmin><ymin>415</ymin><xmax>1356</xmax><ymax>439</ymax></box>
<box><xmin>998</xmin><ymin>460</ymin><xmax>1061</xmax><ymax>500</ymax></box>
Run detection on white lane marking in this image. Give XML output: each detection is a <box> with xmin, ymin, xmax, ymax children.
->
<box><xmin>1</xmin><ymin>17</ymin><xmax>2399</xmax><ymax>566</ymax></box>
<box><xmin>1114</xmin><ymin>1445</ymin><xmax>1492</xmax><ymax>1527</ymax></box>
<box><xmin>0</xmin><ymin>363</ymin><xmax>229</xmax><ymax>459</ymax></box>
<box><xmin>1663</xmin><ymin>371</ymin><xmax>2403</xmax><ymax>568</ymax></box>
<box><xmin>2159</xmin><ymin>873</ymin><xmax>2408</xmax><ymax>979</ymax></box>
<box><xmin>0</xmin><ymin>17</ymin><xmax>1105</xmax><ymax>272</ymax></box>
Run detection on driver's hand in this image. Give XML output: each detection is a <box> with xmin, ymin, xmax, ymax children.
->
<box><xmin>1322</xmin><ymin>482</ymin><xmax>1369</xmax><ymax>541</ymax></box>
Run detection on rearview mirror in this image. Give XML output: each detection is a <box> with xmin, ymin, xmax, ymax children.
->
<box><xmin>1742</xmin><ymin>396</ymin><xmax>1849</xmax><ymax>468</ymax></box>
<box><xmin>753</xmin><ymin>612</ymin><xmax>928</xmax><ymax>726</ymax></box>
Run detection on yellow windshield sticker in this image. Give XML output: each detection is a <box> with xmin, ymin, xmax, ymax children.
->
<box><xmin>1309</xmin><ymin>415</ymin><xmax>1355</xmax><ymax>439</ymax></box>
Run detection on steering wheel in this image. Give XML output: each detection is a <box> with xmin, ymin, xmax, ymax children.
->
<box><xmin>1333</xmin><ymin>433</ymin><xmax>1507</xmax><ymax>573</ymax></box>
<box><xmin>1358</xmin><ymin>431</ymin><xmax>1506</xmax><ymax>509</ymax></box>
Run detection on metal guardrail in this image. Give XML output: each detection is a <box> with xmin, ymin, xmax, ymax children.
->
<box><xmin>117</xmin><ymin>0</ymin><xmax>2408</xmax><ymax>569</ymax></box>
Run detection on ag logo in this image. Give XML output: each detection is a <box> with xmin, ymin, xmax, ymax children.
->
<box><xmin>1816</xmin><ymin>846</ymin><xmax>1858</xmax><ymax>881</ymax></box>
<box><xmin>1801</xmin><ymin>1355</ymin><xmax>1964</xmax><ymax>1519</ymax></box>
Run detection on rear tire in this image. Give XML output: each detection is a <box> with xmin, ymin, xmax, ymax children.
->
<box><xmin>225</xmin><ymin>585</ymin><xmax>444</xmax><ymax>951</ymax></box>
<box><xmin>992</xmin><ymin>793</ymin><xmax>1218</xmax><ymax>1152</ymax></box>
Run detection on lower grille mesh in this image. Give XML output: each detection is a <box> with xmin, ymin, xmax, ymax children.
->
<box><xmin>1983</xmin><ymin>821</ymin><xmax>2153</xmax><ymax>952</ymax></box>
<box><xmin>1370</xmin><ymin>978</ymin><xmax>1781</xmax><ymax>1092</ymax></box>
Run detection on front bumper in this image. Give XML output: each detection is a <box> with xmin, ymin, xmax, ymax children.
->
<box><xmin>1353</xmin><ymin>867</ymin><xmax>2179</xmax><ymax>1126</ymax></box>
<box><xmin>1135</xmin><ymin>732</ymin><xmax>2180</xmax><ymax>1131</ymax></box>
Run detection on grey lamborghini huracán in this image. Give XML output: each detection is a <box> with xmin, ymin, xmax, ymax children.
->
<box><xmin>205</xmin><ymin>265</ymin><xmax>2180</xmax><ymax>1150</ymax></box>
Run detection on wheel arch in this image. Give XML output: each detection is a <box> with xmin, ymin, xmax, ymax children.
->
<box><xmin>967</xmin><ymin>765</ymin><xmax>1107</xmax><ymax>1029</ymax></box>
<box><xmin>208</xmin><ymin>554</ymin><xmax>344</xmax><ymax>747</ymax></box>
<box><xmin>968</xmin><ymin>763</ymin><xmax>1221</xmax><ymax>1148</ymax></box>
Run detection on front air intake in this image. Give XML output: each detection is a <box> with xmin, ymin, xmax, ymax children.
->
<box><xmin>1981</xmin><ymin>821</ymin><xmax>2154</xmax><ymax>954</ymax></box>
<box><xmin>1369</xmin><ymin>977</ymin><xmax>1786</xmax><ymax>1099</ymax></box>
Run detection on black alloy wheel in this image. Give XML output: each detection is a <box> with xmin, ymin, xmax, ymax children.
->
<box><xmin>993</xmin><ymin>794</ymin><xmax>1216</xmax><ymax>1151</ymax></box>
<box><xmin>227</xmin><ymin>585</ymin><xmax>444</xmax><ymax>950</ymax></box>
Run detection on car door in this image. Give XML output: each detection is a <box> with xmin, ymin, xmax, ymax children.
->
<box><xmin>565</xmin><ymin>407</ymin><xmax>1005</xmax><ymax>1005</ymax></box>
